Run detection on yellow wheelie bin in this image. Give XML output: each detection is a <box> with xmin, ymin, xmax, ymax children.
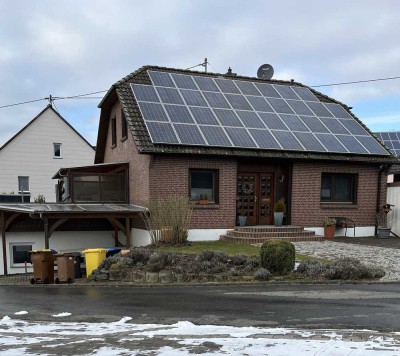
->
<box><xmin>82</xmin><ymin>248</ymin><xmax>107</xmax><ymax>278</ymax></box>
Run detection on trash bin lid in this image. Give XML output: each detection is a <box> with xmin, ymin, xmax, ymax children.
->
<box><xmin>30</xmin><ymin>249</ymin><xmax>57</xmax><ymax>254</ymax></box>
<box><xmin>82</xmin><ymin>248</ymin><xmax>107</xmax><ymax>254</ymax></box>
<box><xmin>106</xmin><ymin>248</ymin><xmax>122</xmax><ymax>252</ymax></box>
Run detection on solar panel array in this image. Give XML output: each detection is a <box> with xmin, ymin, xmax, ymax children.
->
<box><xmin>375</xmin><ymin>132</ymin><xmax>400</xmax><ymax>156</ymax></box>
<box><xmin>129</xmin><ymin>70</ymin><xmax>389</xmax><ymax>156</ymax></box>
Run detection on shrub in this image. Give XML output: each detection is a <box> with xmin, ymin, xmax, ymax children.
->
<box><xmin>231</xmin><ymin>253</ymin><xmax>249</xmax><ymax>266</ymax></box>
<box><xmin>129</xmin><ymin>248</ymin><xmax>151</xmax><ymax>264</ymax></box>
<box><xmin>140</xmin><ymin>196</ymin><xmax>194</xmax><ymax>245</ymax></box>
<box><xmin>254</xmin><ymin>268</ymin><xmax>271</xmax><ymax>280</ymax></box>
<box><xmin>297</xmin><ymin>260</ymin><xmax>327</xmax><ymax>278</ymax></box>
<box><xmin>273</xmin><ymin>199</ymin><xmax>286</xmax><ymax>213</ymax></box>
<box><xmin>325</xmin><ymin>257</ymin><xmax>385</xmax><ymax>280</ymax></box>
<box><xmin>260</xmin><ymin>240</ymin><xmax>295</xmax><ymax>275</ymax></box>
<box><xmin>147</xmin><ymin>252</ymin><xmax>169</xmax><ymax>272</ymax></box>
<box><xmin>34</xmin><ymin>194</ymin><xmax>46</xmax><ymax>203</ymax></box>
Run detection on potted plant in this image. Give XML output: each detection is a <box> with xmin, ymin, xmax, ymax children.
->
<box><xmin>238</xmin><ymin>208</ymin><xmax>247</xmax><ymax>226</ymax></box>
<box><xmin>376</xmin><ymin>210</ymin><xmax>392</xmax><ymax>239</ymax></box>
<box><xmin>198</xmin><ymin>193</ymin><xmax>209</xmax><ymax>205</ymax></box>
<box><xmin>322</xmin><ymin>217</ymin><xmax>336</xmax><ymax>239</ymax></box>
<box><xmin>273</xmin><ymin>199</ymin><xmax>286</xmax><ymax>226</ymax></box>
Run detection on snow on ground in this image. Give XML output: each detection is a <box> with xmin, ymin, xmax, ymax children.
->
<box><xmin>1</xmin><ymin>315</ymin><xmax>400</xmax><ymax>355</ymax></box>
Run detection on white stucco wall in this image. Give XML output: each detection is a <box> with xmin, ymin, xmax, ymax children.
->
<box><xmin>0</xmin><ymin>107</ymin><xmax>95</xmax><ymax>202</ymax></box>
<box><xmin>386</xmin><ymin>186</ymin><xmax>399</xmax><ymax>235</ymax></box>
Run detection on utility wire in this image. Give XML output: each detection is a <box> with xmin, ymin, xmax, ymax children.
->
<box><xmin>54</xmin><ymin>90</ymin><xmax>107</xmax><ymax>100</ymax></box>
<box><xmin>0</xmin><ymin>97</ymin><xmax>47</xmax><ymax>109</ymax></box>
<box><xmin>311</xmin><ymin>75</ymin><xmax>400</xmax><ymax>88</ymax></box>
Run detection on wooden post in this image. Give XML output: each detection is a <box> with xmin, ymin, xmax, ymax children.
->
<box><xmin>1</xmin><ymin>213</ymin><xmax>7</xmax><ymax>276</ymax></box>
<box><xmin>43</xmin><ymin>217</ymin><xmax>49</xmax><ymax>249</ymax></box>
<box><xmin>125</xmin><ymin>217</ymin><xmax>131</xmax><ymax>248</ymax></box>
<box><xmin>114</xmin><ymin>228</ymin><xmax>119</xmax><ymax>247</ymax></box>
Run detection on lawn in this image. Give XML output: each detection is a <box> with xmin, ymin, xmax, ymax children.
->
<box><xmin>154</xmin><ymin>241</ymin><xmax>328</xmax><ymax>262</ymax></box>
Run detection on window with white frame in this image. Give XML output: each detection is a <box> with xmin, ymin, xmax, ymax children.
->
<box><xmin>18</xmin><ymin>176</ymin><xmax>30</xmax><ymax>193</ymax></box>
<box><xmin>10</xmin><ymin>243</ymin><xmax>34</xmax><ymax>267</ymax></box>
<box><xmin>53</xmin><ymin>143</ymin><xmax>62</xmax><ymax>158</ymax></box>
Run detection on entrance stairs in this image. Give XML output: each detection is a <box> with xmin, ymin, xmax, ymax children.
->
<box><xmin>220</xmin><ymin>226</ymin><xmax>324</xmax><ymax>244</ymax></box>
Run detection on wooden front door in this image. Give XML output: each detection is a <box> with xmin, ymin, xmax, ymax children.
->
<box><xmin>237</xmin><ymin>173</ymin><xmax>274</xmax><ymax>225</ymax></box>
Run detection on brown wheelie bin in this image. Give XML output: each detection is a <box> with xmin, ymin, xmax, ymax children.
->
<box><xmin>55</xmin><ymin>254</ymin><xmax>76</xmax><ymax>284</ymax></box>
<box><xmin>29</xmin><ymin>250</ymin><xmax>56</xmax><ymax>284</ymax></box>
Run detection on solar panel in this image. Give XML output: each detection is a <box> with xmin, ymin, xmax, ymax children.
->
<box><xmin>300</xmin><ymin>116</ymin><xmax>330</xmax><ymax>133</ymax></box>
<box><xmin>306</xmin><ymin>102</ymin><xmax>333</xmax><ymax>117</ymax></box>
<box><xmin>236</xmin><ymin>111</ymin><xmax>265</xmax><ymax>128</ymax></box>
<box><xmin>138</xmin><ymin>102</ymin><xmax>168</xmax><ymax>121</ymax></box>
<box><xmin>286</xmin><ymin>100</ymin><xmax>314</xmax><ymax>116</ymax></box>
<box><xmin>293</xmin><ymin>132</ymin><xmax>326</xmax><ymax>152</ymax></box>
<box><xmin>180</xmin><ymin>89</ymin><xmax>208</xmax><ymax>107</ymax></box>
<box><xmin>249</xmin><ymin>129</ymin><xmax>281</xmax><ymax>149</ymax></box>
<box><xmin>235</xmin><ymin>80</ymin><xmax>261</xmax><ymax>96</ymax></box>
<box><xmin>189</xmin><ymin>107</ymin><xmax>219</xmax><ymax>125</ymax></box>
<box><xmin>148</xmin><ymin>71</ymin><xmax>175</xmax><ymax>88</ymax></box>
<box><xmin>246</xmin><ymin>96</ymin><xmax>274</xmax><ymax>112</ymax></box>
<box><xmin>280</xmin><ymin>114</ymin><xmax>309</xmax><ymax>132</ymax></box>
<box><xmin>266</xmin><ymin>97</ymin><xmax>295</xmax><ymax>114</ymax></box>
<box><xmin>202</xmin><ymin>91</ymin><xmax>230</xmax><ymax>109</ymax></box>
<box><xmin>315</xmin><ymin>134</ymin><xmax>348</xmax><ymax>153</ymax></box>
<box><xmin>336</xmin><ymin>135</ymin><xmax>368</xmax><ymax>154</ymax></box>
<box><xmin>130</xmin><ymin>71</ymin><xmax>390</xmax><ymax>156</ymax></box>
<box><xmin>291</xmin><ymin>86</ymin><xmax>319</xmax><ymax>101</ymax></box>
<box><xmin>213</xmin><ymin>109</ymin><xmax>243</xmax><ymax>127</ymax></box>
<box><xmin>156</xmin><ymin>87</ymin><xmax>184</xmax><ymax>105</ymax></box>
<box><xmin>131</xmin><ymin>84</ymin><xmax>159</xmax><ymax>102</ymax></box>
<box><xmin>325</xmin><ymin>103</ymin><xmax>353</xmax><ymax>119</ymax></box>
<box><xmin>272</xmin><ymin>131</ymin><xmax>304</xmax><ymax>150</ymax></box>
<box><xmin>193</xmin><ymin>76</ymin><xmax>220</xmax><ymax>92</ymax></box>
<box><xmin>164</xmin><ymin>105</ymin><xmax>194</xmax><ymax>123</ymax></box>
<box><xmin>214</xmin><ymin>78</ymin><xmax>241</xmax><ymax>94</ymax></box>
<box><xmin>319</xmin><ymin>117</ymin><xmax>350</xmax><ymax>135</ymax></box>
<box><xmin>273</xmin><ymin>85</ymin><xmax>299</xmax><ymax>100</ymax></box>
<box><xmin>171</xmin><ymin>73</ymin><xmax>198</xmax><ymax>90</ymax></box>
<box><xmin>258</xmin><ymin>112</ymin><xmax>288</xmax><ymax>130</ymax></box>
<box><xmin>254</xmin><ymin>82</ymin><xmax>281</xmax><ymax>97</ymax></box>
<box><xmin>375</xmin><ymin>131</ymin><xmax>400</xmax><ymax>156</ymax></box>
<box><xmin>200</xmin><ymin>126</ymin><xmax>233</xmax><ymax>146</ymax></box>
<box><xmin>146</xmin><ymin>122</ymin><xmax>179</xmax><ymax>143</ymax></box>
<box><xmin>174</xmin><ymin>124</ymin><xmax>206</xmax><ymax>145</ymax></box>
<box><xmin>225</xmin><ymin>127</ymin><xmax>257</xmax><ymax>148</ymax></box>
<box><xmin>225</xmin><ymin>94</ymin><xmax>252</xmax><ymax>110</ymax></box>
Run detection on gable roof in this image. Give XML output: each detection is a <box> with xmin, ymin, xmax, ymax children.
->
<box><xmin>95</xmin><ymin>65</ymin><xmax>397</xmax><ymax>164</ymax></box>
<box><xmin>0</xmin><ymin>105</ymin><xmax>95</xmax><ymax>152</ymax></box>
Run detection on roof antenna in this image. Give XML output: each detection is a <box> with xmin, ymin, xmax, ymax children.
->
<box><xmin>225</xmin><ymin>67</ymin><xmax>237</xmax><ymax>77</ymax></box>
<box><xmin>46</xmin><ymin>95</ymin><xmax>54</xmax><ymax>107</ymax></box>
<box><xmin>201</xmin><ymin>58</ymin><xmax>208</xmax><ymax>73</ymax></box>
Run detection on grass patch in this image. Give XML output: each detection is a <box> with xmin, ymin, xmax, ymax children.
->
<box><xmin>154</xmin><ymin>241</ymin><xmax>260</xmax><ymax>256</ymax></box>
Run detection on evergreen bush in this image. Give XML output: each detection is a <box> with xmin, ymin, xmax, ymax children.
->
<box><xmin>260</xmin><ymin>240</ymin><xmax>295</xmax><ymax>275</ymax></box>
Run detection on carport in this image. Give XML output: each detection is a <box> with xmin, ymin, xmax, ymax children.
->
<box><xmin>0</xmin><ymin>203</ymin><xmax>146</xmax><ymax>275</ymax></box>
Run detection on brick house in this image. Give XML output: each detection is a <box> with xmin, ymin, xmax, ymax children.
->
<box><xmin>94</xmin><ymin>65</ymin><xmax>397</xmax><ymax>241</ymax></box>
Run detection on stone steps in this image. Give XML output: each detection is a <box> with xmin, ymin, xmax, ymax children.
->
<box><xmin>220</xmin><ymin>225</ymin><xmax>324</xmax><ymax>244</ymax></box>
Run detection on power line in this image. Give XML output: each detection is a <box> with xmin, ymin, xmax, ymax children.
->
<box><xmin>311</xmin><ymin>75</ymin><xmax>400</xmax><ymax>88</ymax></box>
<box><xmin>0</xmin><ymin>97</ymin><xmax>47</xmax><ymax>109</ymax></box>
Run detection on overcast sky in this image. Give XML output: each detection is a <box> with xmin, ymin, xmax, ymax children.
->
<box><xmin>0</xmin><ymin>0</ymin><xmax>399</xmax><ymax>146</ymax></box>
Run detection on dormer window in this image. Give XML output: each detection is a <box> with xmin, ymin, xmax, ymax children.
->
<box><xmin>53</xmin><ymin>143</ymin><xmax>62</xmax><ymax>158</ymax></box>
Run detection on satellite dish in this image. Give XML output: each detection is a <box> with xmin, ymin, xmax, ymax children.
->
<box><xmin>257</xmin><ymin>64</ymin><xmax>274</xmax><ymax>80</ymax></box>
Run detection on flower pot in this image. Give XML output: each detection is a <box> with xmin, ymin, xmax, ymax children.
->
<box><xmin>199</xmin><ymin>199</ymin><xmax>209</xmax><ymax>205</ymax></box>
<box><xmin>238</xmin><ymin>216</ymin><xmax>246</xmax><ymax>226</ymax></box>
<box><xmin>274</xmin><ymin>212</ymin><xmax>284</xmax><ymax>226</ymax></box>
<box><xmin>377</xmin><ymin>226</ymin><xmax>391</xmax><ymax>239</ymax></box>
<box><xmin>324</xmin><ymin>224</ymin><xmax>335</xmax><ymax>239</ymax></box>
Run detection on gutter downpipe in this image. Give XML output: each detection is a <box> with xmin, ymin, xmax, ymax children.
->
<box><xmin>376</xmin><ymin>164</ymin><xmax>389</xmax><ymax>236</ymax></box>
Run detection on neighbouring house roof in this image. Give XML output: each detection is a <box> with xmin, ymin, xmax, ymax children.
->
<box><xmin>52</xmin><ymin>162</ymin><xmax>129</xmax><ymax>179</ymax></box>
<box><xmin>0</xmin><ymin>105</ymin><xmax>95</xmax><ymax>152</ymax></box>
<box><xmin>374</xmin><ymin>132</ymin><xmax>400</xmax><ymax>156</ymax></box>
<box><xmin>95</xmin><ymin>65</ymin><xmax>398</xmax><ymax>164</ymax></box>
<box><xmin>0</xmin><ymin>203</ymin><xmax>146</xmax><ymax>216</ymax></box>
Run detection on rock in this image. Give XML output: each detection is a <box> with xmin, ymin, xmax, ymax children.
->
<box><xmin>145</xmin><ymin>272</ymin><xmax>159</xmax><ymax>283</ymax></box>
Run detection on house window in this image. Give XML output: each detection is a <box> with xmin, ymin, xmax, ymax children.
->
<box><xmin>10</xmin><ymin>243</ymin><xmax>33</xmax><ymax>267</ymax></box>
<box><xmin>18</xmin><ymin>176</ymin><xmax>30</xmax><ymax>193</ymax></box>
<box><xmin>53</xmin><ymin>143</ymin><xmax>62</xmax><ymax>158</ymax></box>
<box><xmin>121</xmin><ymin>110</ymin><xmax>128</xmax><ymax>140</ymax></box>
<box><xmin>321</xmin><ymin>173</ymin><xmax>357</xmax><ymax>203</ymax></box>
<box><xmin>189</xmin><ymin>169</ymin><xmax>218</xmax><ymax>202</ymax></box>
<box><xmin>111</xmin><ymin>117</ymin><xmax>117</xmax><ymax>147</ymax></box>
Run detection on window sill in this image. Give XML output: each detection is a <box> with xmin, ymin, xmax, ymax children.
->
<box><xmin>53</xmin><ymin>156</ymin><xmax>63</xmax><ymax>159</ymax></box>
<box><xmin>320</xmin><ymin>203</ymin><xmax>358</xmax><ymax>209</ymax></box>
<box><xmin>111</xmin><ymin>144</ymin><xmax>117</xmax><ymax>149</ymax></box>
<box><xmin>121</xmin><ymin>136</ymin><xmax>127</xmax><ymax>142</ymax></box>
<box><xmin>194</xmin><ymin>204</ymin><xmax>220</xmax><ymax>210</ymax></box>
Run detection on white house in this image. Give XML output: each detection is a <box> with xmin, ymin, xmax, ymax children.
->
<box><xmin>0</xmin><ymin>105</ymin><xmax>95</xmax><ymax>202</ymax></box>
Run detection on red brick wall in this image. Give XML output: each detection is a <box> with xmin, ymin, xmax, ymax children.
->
<box><xmin>149</xmin><ymin>156</ymin><xmax>237</xmax><ymax>229</ymax></box>
<box><xmin>102</xmin><ymin>102</ymin><xmax>151</xmax><ymax>204</ymax></box>
<box><xmin>291</xmin><ymin>161</ymin><xmax>386</xmax><ymax>227</ymax></box>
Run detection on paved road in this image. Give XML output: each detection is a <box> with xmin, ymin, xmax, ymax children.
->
<box><xmin>1</xmin><ymin>284</ymin><xmax>400</xmax><ymax>331</ymax></box>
